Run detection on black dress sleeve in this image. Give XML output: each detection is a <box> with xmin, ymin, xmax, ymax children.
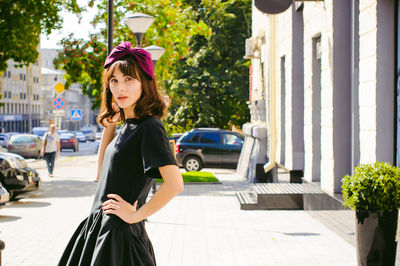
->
<box><xmin>141</xmin><ymin>117</ymin><xmax>177</xmax><ymax>178</ymax></box>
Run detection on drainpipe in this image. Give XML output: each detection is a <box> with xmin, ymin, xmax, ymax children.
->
<box><xmin>264</xmin><ymin>15</ymin><xmax>277</xmax><ymax>175</ymax></box>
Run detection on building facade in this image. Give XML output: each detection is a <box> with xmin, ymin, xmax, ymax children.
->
<box><xmin>0</xmin><ymin>59</ymin><xmax>42</xmax><ymax>133</ymax></box>
<box><xmin>242</xmin><ymin>0</ymin><xmax>397</xmax><ymax>196</ymax></box>
<box><xmin>40</xmin><ymin>49</ymin><xmax>96</xmax><ymax>130</ymax></box>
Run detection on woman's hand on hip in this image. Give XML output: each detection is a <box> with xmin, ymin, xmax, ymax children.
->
<box><xmin>102</xmin><ymin>194</ymin><xmax>139</xmax><ymax>224</ymax></box>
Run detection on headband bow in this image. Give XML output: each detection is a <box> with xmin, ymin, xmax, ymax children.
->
<box><xmin>104</xmin><ymin>41</ymin><xmax>154</xmax><ymax>79</ymax></box>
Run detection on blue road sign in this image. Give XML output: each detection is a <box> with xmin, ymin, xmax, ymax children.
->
<box><xmin>71</xmin><ymin>109</ymin><xmax>82</xmax><ymax>121</ymax></box>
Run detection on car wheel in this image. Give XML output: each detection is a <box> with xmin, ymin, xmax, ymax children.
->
<box><xmin>74</xmin><ymin>148</ymin><xmax>77</xmax><ymax>152</ymax></box>
<box><xmin>184</xmin><ymin>156</ymin><xmax>202</xmax><ymax>172</ymax></box>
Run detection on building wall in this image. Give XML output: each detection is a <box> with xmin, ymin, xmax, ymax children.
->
<box><xmin>248</xmin><ymin>0</ymin><xmax>396</xmax><ymax>195</ymax></box>
<box><xmin>0</xmin><ymin>58</ymin><xmax>42</xmax><ymax>132</ymax></box>
<box><xmin>358</xmin><ymin>0</ymin><xmax>395</xmax><ymax>164</ymax></box>
<box><xmin>303</xmin><ymin>2</ymin><xmax>334</xmax><ymax>185</ymax></box>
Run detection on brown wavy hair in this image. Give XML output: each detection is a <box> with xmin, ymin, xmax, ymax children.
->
<box><xmin>97</xmin><ymin>56</ymin><xmax>169</xmax><ymax>127</ymax></box>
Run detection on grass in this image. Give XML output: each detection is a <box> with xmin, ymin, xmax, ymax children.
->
<box><xmin>156</xmin><ymin>171</ymin><xmax>219</xmax><ymax>183</ymax></box>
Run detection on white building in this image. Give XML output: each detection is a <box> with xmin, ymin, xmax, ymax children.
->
<box><xmin>241</xmin><ymin>0</ymin><xmax>397</xmax><ymax>196</ymax></box>
<box><xmin>40</xmin><ymin>48</ymin><xmax>96</xmax><ymax>130</ymax></box>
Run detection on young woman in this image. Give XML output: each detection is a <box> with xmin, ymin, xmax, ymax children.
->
<box><xmin>59</xmin><ymin>41</ymin><xmax>184</xmax><ymax>266</ymax></box>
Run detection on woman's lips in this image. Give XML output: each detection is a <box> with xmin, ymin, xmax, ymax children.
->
<box><xmin>118</xmin><ymin>96</ymin><xmax>128</xmax><ymax>100</ymax></box>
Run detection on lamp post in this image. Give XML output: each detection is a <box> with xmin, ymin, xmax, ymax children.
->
<box><xmin>107</xmin><ymin>0</ymin><xmax>114</xmax><ymax>55</ymax></box>
<box><xmin>123</xmin><ymin>13</ymin><xmax>155</xmax><ymax>47</ymax></box>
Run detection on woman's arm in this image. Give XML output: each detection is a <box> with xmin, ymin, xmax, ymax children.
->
<box><xmin>102</xmin><ymin>165</ymin><xmax>184</xmax><ymax>223</ymax></box>
<box><xmin>96</xmin><ymin>125</ymin><xmax>116</xmax><ymax>181</ymax></box>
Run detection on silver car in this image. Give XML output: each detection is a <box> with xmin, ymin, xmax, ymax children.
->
<box><xmin>7</xmin><ymin>134</ymin><xmax>42</xmax><ymax>159</ymax></box>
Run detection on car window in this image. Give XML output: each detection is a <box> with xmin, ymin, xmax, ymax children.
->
<box><xmin>200</xmin><ymin>132</ymin><xmax>220</xmax><ymax>144</ymax></box>
<box><xmin>60</xmin><ymin>133</ymin><xmax>74</xmax><ymax>139</ymax></box>
<box><xmin>10</xmin><ymin>135</ymin><xmax>34</xmax><ymax>144</ymax></box>
<box><xmin>181</xmin><ymin>132</ymin><xmax>201</xmax><ymax>143</ymax></box>
<box><xmin>222</xmin><ymin>133</ymin><xmax>243</xmax><ymax>145</ymax></box>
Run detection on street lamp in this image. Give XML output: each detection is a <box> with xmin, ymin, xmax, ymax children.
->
<box><xmin>144</xmin><ymin>45</ymin><xmax>165</xmax><ymax>66</ymax></box>
<box><xmin>122</xmin><ymin>13</ymin><xmax>155</xmax><ymax>47</ymax></box>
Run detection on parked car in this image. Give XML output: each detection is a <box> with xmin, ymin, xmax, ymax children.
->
<box><xmin>0</xmin><ymin>152</ymin><xmax>41</xmax><ymax>200</ymax></box>
<box><xmin>0</xmin><ymin>181</ymin><xmax>10</xmax><ymax>206</ymax></box>
<box><xmin>169</xmin><ymin>133</ymin><xmax>185</xmax><ymax>143</ymax></box>
<box><xmin>81</xmin><ymin>128</ymin><xmax>96</xmax><ymax>142</ymax></box>
<box><xmin>175</xmin><ymin>128</ymin><xmax>244</xmax><ymax>171</ymax></box>
<box><xmin>60</xmin><ymin>133</ymin><xmax>79</xmax><ymax>152</ymax></box>
<box><xmin>7</xmin><ymin>134</ymin><xmax>42</xmax><ymax>159</ymax></box>
<box><xmin>0</xmin><ymin>134</ymin><xmax>9</xmax><ymax>147</ymax></box>
<box><xmin>32</xmin><ymin>127</ymin><xmax>49</xmax><ymax>140</ymax></box>
<box><xmin>57</xmin><ymin>129</ymin><xmax>68</xmax><ymax>135</ymax></box>
<box><xmin>74</xmin><ymin>131</ymin><xmax>87</xmax><ymax>142</ymax></box>
<box><xmin>95</xmin><ymin>132</ymin><xmax>103</xmax><ymax>140</ymax></box>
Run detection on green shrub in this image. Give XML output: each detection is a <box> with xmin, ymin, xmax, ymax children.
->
<box><xmin>342</xmin><ymin>162</ymin><xmax>400</xmax><ymax>214</ymax></box>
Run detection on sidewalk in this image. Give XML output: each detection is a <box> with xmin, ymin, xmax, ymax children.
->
<box><xmin>147</xmin><ymin>169</ymin><xmax>356</xmax><ymax>266</ymax></box>
<box><xmin>0</xmin><ymin>158</ymin><xmax>358</xmax><ymax>265</ymax></box>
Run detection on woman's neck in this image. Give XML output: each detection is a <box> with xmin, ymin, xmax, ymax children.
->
<box><xmin>123</xmin><ymin>107</ymin><xmax>136</xmax><ymax>119</ymax></box>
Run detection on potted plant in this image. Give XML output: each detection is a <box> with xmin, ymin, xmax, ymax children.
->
<box><xmin>342</xmin><ymin>162</ymin><xmax>400</xmax><ymax>266</ymax></box>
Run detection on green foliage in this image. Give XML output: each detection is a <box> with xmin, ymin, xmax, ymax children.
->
<box><xmin>156</xmin><ymin>171</ymin><xmax>219</xmax><ymax>183</ymax></box>
<box><xmin>0</xmin><ymin>0</ymin><xmax>83</xmax><ymax>71</ymax></box>
<box><xmin>166</xmin><ymin>0</ymin><xmax>251</xmax><ymax>131</ymax></box>
<box><xmin>55</xmin><ymin>0</ymin><xmax>209</xmax><ymax>109</ymax></box>
<box><xmin>55</xmin><ymin>0</ymin><xmax>251</xmax><ymax>131</ymax></box>
<box><xmin>342</xmin><ymin>162</ymin><xmax>400</xmax><ymax>213</ymax></box>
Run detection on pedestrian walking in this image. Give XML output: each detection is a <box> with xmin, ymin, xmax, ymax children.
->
<box><xmin>41</xmin><ymin>124</ymin><xmax>60</xmax><ymax>177</ymax></box>
<box><xmin>59</xmin><ymin>41</ymin><xmax>184</xmax><ymax>266</ymax></box>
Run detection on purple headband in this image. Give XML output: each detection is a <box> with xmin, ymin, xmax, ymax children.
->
<box><xmin>104</xmin><ymin>41</ymin><xmax>154</xmax><ymax>79</ymax></box>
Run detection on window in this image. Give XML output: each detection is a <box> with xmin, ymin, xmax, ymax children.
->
<box><xmin>200</xmin><ymin>132</ymin><xmax>220</xmax><ymax>144</ymax></box>
<box><xmin>4</xmin><ymin>91</ymin><xmax>7</xmax><ymax>99</ymax></box>
<box><xmin>8</xmin><ymin>91</ymin><xmax>11</xmax><ymax>98</ymax></box>
<box><xmin>223</xmin><ymin>133</ymin><xmax>243</xmax><ymax>145</ymax></box>
<box><xmin>7</xmin><ymin>71</ymin><xmax>10</xmax><ymax>78</ymax></box>
<box><xmin>23</xmin><ymin>74</ymin><xmax>26</xmax><ymax>81</ymax></box>
<box><xmin>183</xmin><ymin>132</ymin><xmax>201</xmax><ymax>143</ymax></box>
<box><xmin>19</xmin><ymin>74</ymin><xmax>22</xmax><ymax>80</ymax></box>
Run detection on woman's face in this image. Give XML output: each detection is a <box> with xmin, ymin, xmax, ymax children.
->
<box><xmin>109</xmin><ymin>67</ymin><xmax>142</xmax><ymax>117</ymax></box>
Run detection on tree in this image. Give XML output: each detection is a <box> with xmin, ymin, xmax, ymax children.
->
<box><xmin>167</xmin><ymin>0</ymin><xmax>251</xmax><ymax>130</ymax></box>
<box><xmin>0</xmin><ymin>0</ymin><xmax>83</xmax><ymax>71</ymax></box>
<box><xmin>54</xmin><ymin>0</ymin><xmax>209</xmax><ymax>109</ymax></box>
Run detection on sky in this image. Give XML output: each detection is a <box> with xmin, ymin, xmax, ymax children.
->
<box><xmin>40</xmin><ymin>3</ymin><xmax>99</xmax><ymax>49</ymax></box>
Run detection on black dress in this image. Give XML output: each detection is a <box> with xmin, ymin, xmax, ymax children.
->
<box><xmin>59</xmin><ymin>116</ymin><xmax>177</xmax><ymax>266</ymax></box>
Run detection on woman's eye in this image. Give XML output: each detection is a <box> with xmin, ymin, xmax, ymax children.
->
<box><xmin>125</xmin><ymin>77</ymin><xmax>133</xmax><ymax>81</ymax></box>
<box><xmin>110</xmin><ymin>79</ymin><xmax>118</xmax><ymax>83</ymax></box>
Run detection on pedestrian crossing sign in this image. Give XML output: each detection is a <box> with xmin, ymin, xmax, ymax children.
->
<box><xmin>71</xmin><ymin>109</ymin><xmax>82</xmax><ymax>121</ymax></box>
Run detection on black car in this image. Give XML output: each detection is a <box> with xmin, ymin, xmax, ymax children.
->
<box><xmin>0</xmin><ymin>152</ymin><xmax>41</xmax><ymax>200</ymax></box>
<box><xmin>175</xmin><ymin>128</ymin><xmax>244</xmax><ymax>171</ymax></box>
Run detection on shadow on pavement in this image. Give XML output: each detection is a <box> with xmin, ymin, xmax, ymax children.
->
<box><xmin>31</xmin><ymin>179</ymin><xmax>97</xmax><ymax>199</ymax></box>
<box><xmin>8</xmin><ymin>200</ymin><xmax>51</xmax><ymax>208</ymax></box>
<box><xmin>0</xmin><ymin>215</ymin><xmax>21</xmax><ymax>223</ymax></box>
